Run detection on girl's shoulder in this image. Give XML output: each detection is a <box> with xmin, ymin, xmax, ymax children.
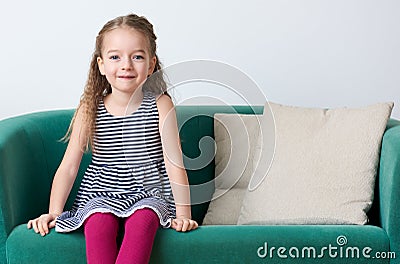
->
<box><xmin>155</xmin><ymin>93</ymin><xmax>174</xmax><ymax>112</ymax></box>
<box><xmin>156</xmin><ymin>93</ymin><xmax>176</xmax><ymax>128</ymax></box>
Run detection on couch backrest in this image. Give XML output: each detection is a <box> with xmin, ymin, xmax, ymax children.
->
<box><xmin>1</xmin><ymin>105</ymin><xmax>389</xmax><ymax>230</ymax></box>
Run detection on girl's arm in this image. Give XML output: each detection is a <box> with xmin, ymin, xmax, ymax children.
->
<box><xmin>27</xmin><ymin>106</ymin><xmax>87</xmax><ymax>236</ymax></box>
<box><xmin>156</xmin><ymin>95</ymin><xmax>198</xmax><ymax>232</ymax></box>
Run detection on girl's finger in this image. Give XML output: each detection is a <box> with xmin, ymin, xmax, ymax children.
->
<box><xmin>42</xmin><ymin>221</ymin><xmax>49</xmax><ymax>235</ymax></box>
<box><xmin>188</xmin><ymin>220</ymin><xmax>197</xmax><ymax>231</ymax></box>
<box><xmin>174</xmin><ymin>219</ymin><xmax>183</xmax><ymax>231</ymax></box>
<box><xmin>37</xmin><ymin>219</ymin><xmax>45</xmax><ymax>236</ymax></box>
<box><xmin>32</xmin><ymin>220</ymin><xmax>39</xmax><ymax>234</ymax></box>
<box><xmin>177</xmin><ymin>221</ymin><xmax>183</xmax><ymax>231</ymax></box>
<box><xmin>49</xmin><ymin>219</ymin><xmax>56</xmax><ymax>229</ymax></box>
<box><xmin>188</xmin><ymin>220</ymin><xmax>197</xmax><ymax>230</ymax></box>
<box><xmin>181</xmin><ymin>220</ymin><xmax>190</xmax><ymax>232</ymax></box>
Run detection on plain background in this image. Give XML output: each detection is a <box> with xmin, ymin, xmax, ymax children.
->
<box><xmin>0</xmin><ymin>0</ymin><xmax>399</xmax><ymax>120</ymax></box>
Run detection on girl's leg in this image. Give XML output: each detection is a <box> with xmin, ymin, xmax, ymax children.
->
<box><xmin>116</xmin><ymin>208</ymin><xmax>160</xmax><ymax>264</ymax></box>
<box><xmin>84</xmin><ymin>212</ymin><xmax>119</xmax><ymax>264</ymax></box>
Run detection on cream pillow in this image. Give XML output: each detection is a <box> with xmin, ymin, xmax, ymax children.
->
<box><xmin>202</xmin><ymin>114</ymin><xmax>262</xmax><ymax>225</ymax></box>
<box><xmin>237</xmin><ymin>102</ymin><xmax>393</xmax><ymax>225</ymax></box>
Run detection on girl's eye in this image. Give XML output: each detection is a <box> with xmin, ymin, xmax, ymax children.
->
<box><xmin>109</xmin><ymin>55</ymin><xmax>120</xmax><ymax>60</ymax></box>
<box><xmin>133</xmin><ymin>55</ymin><xmax>144</xmax><ymax>60</ymax></box>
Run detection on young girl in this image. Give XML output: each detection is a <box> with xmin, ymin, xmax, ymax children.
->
<box><xmin>27</xmin><ymin>14</ymin><xmax>198</xmax><ymax>263</ymax></box>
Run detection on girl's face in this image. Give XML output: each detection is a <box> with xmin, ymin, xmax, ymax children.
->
<box><xmin>97</xmin><ymin>27</ymin><xmax>156</xmax><ymax>96</ymax></box>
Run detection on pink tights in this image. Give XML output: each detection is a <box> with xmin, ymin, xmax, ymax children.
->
<box><xmin>84</xmin><ymin>209</ymin><xmax>160</xmax><ymax>264</ymax></box>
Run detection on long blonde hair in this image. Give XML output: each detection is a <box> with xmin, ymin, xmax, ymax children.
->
<box><xmin>64</xmin><ymin>14</ymin><xmax>167</xmax><ymax>151</ymax></box>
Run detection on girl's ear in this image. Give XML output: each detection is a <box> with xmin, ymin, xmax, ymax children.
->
<box><xmin>148</xmin><ymin>56</ymin><xmax>157</xmax><ymax>75</ymax></box>
<box><xmin>97</xmin><ymin>57</ymin><xmax>106</xmax><ymax>75</ymax></box>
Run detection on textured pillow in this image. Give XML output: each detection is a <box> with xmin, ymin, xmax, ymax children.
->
<box><xmin>202</xmin><ymin>114</ymin><xmax>262</xmax><ymax>225</ymax></box>
<box><xmin>237</xmin><ymin>102</ymin><xmax>393</xmax><ymax>225</ymax></box>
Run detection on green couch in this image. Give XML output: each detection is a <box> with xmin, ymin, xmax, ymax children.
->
<box><xmin>1</xmin><ymin>106</ymin><xmax>399</xmax><ymax>264</ymax></box>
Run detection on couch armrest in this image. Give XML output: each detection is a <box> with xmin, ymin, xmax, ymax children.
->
<box><xmin>379</xmin><ymin>119</ymin><xmax>400</xmax><ymax>261</ymax></box>
<box><xmin>0</xmin><ymin>115</ymin><xmax>55</xmax><ymax>262</ymax></box>
<box><xmin>0</xmin><ymin>110</ymin><xmax>89</xmax><ymax>263</ymax></box>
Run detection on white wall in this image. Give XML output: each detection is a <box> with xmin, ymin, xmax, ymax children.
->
<box><xmin>1</xmin><ymin>0</ymin><xmax>399</xmax><ymax>120</ymax></box>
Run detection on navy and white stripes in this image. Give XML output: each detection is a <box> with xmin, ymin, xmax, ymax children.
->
<box><xmin>56</xmin><ymin>91</ymin><xmax>176</xmax><ymax>233</ymax></box>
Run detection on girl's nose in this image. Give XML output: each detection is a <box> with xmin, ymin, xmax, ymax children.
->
<box><xmin>121</xmin><ymin>58</ymin><xmax>133</xmax><ymax>70</ymax></box>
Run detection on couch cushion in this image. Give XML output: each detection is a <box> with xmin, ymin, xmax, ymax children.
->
<box><xmin>6</xmin><ymin>225</ymin><xmax>86</xmax><ymax>263</ymax></box>
<box><xmin>151</xmin><ymin>225</ymin><xmax>390</xmax><ymax>263</ymax></box>
<box><xmin>238</xmin><ymin>102</ymin><xmax>393</xmax><ymax>225</ymax></box>
<box><xmin>7</xmin><ymin>224</ymin><xmax>390</xmax><ymax>264</ymax></box>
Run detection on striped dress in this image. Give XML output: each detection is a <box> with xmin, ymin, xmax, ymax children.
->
<box><xmin>56</xmin><ymin>91</ymin><xmax>176</xmax><ymax>232</ymax></box>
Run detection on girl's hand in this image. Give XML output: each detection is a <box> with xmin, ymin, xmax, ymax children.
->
<box><xmin>27</xmin><ymin>213</ymin><xmax>59</xmax><ymax>236</ymax></box>
<box><xmin>171</xmin><ymin>217</ymin><xmax>198</xmax><ymax>232</ymax></box>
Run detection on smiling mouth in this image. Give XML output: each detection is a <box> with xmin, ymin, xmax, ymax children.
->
<box><xmin>118</xmin><ymin>76</ymin><xmax>135</xmax><ymax>79</ymax></box>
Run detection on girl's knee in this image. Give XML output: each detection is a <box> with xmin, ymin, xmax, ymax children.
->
<box><xmin>126</xmin><ymin>208</ymin><xmax>160</xmax><ymax>229</ymax></box>
<box><xmin>84</xmin><ymin>212</ymin><xmax>119</xmax><ymax>238</ymax></box>
<box><xmin>137</xmin><ymin>208</ymin><xmax>159</xmax><ymax>223</ymax></box>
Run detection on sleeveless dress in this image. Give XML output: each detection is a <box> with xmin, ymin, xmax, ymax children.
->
<box><xmin>56</xmin><ymin>91</ymin><xmax>176</xmax><ymax>232</ymax></box>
